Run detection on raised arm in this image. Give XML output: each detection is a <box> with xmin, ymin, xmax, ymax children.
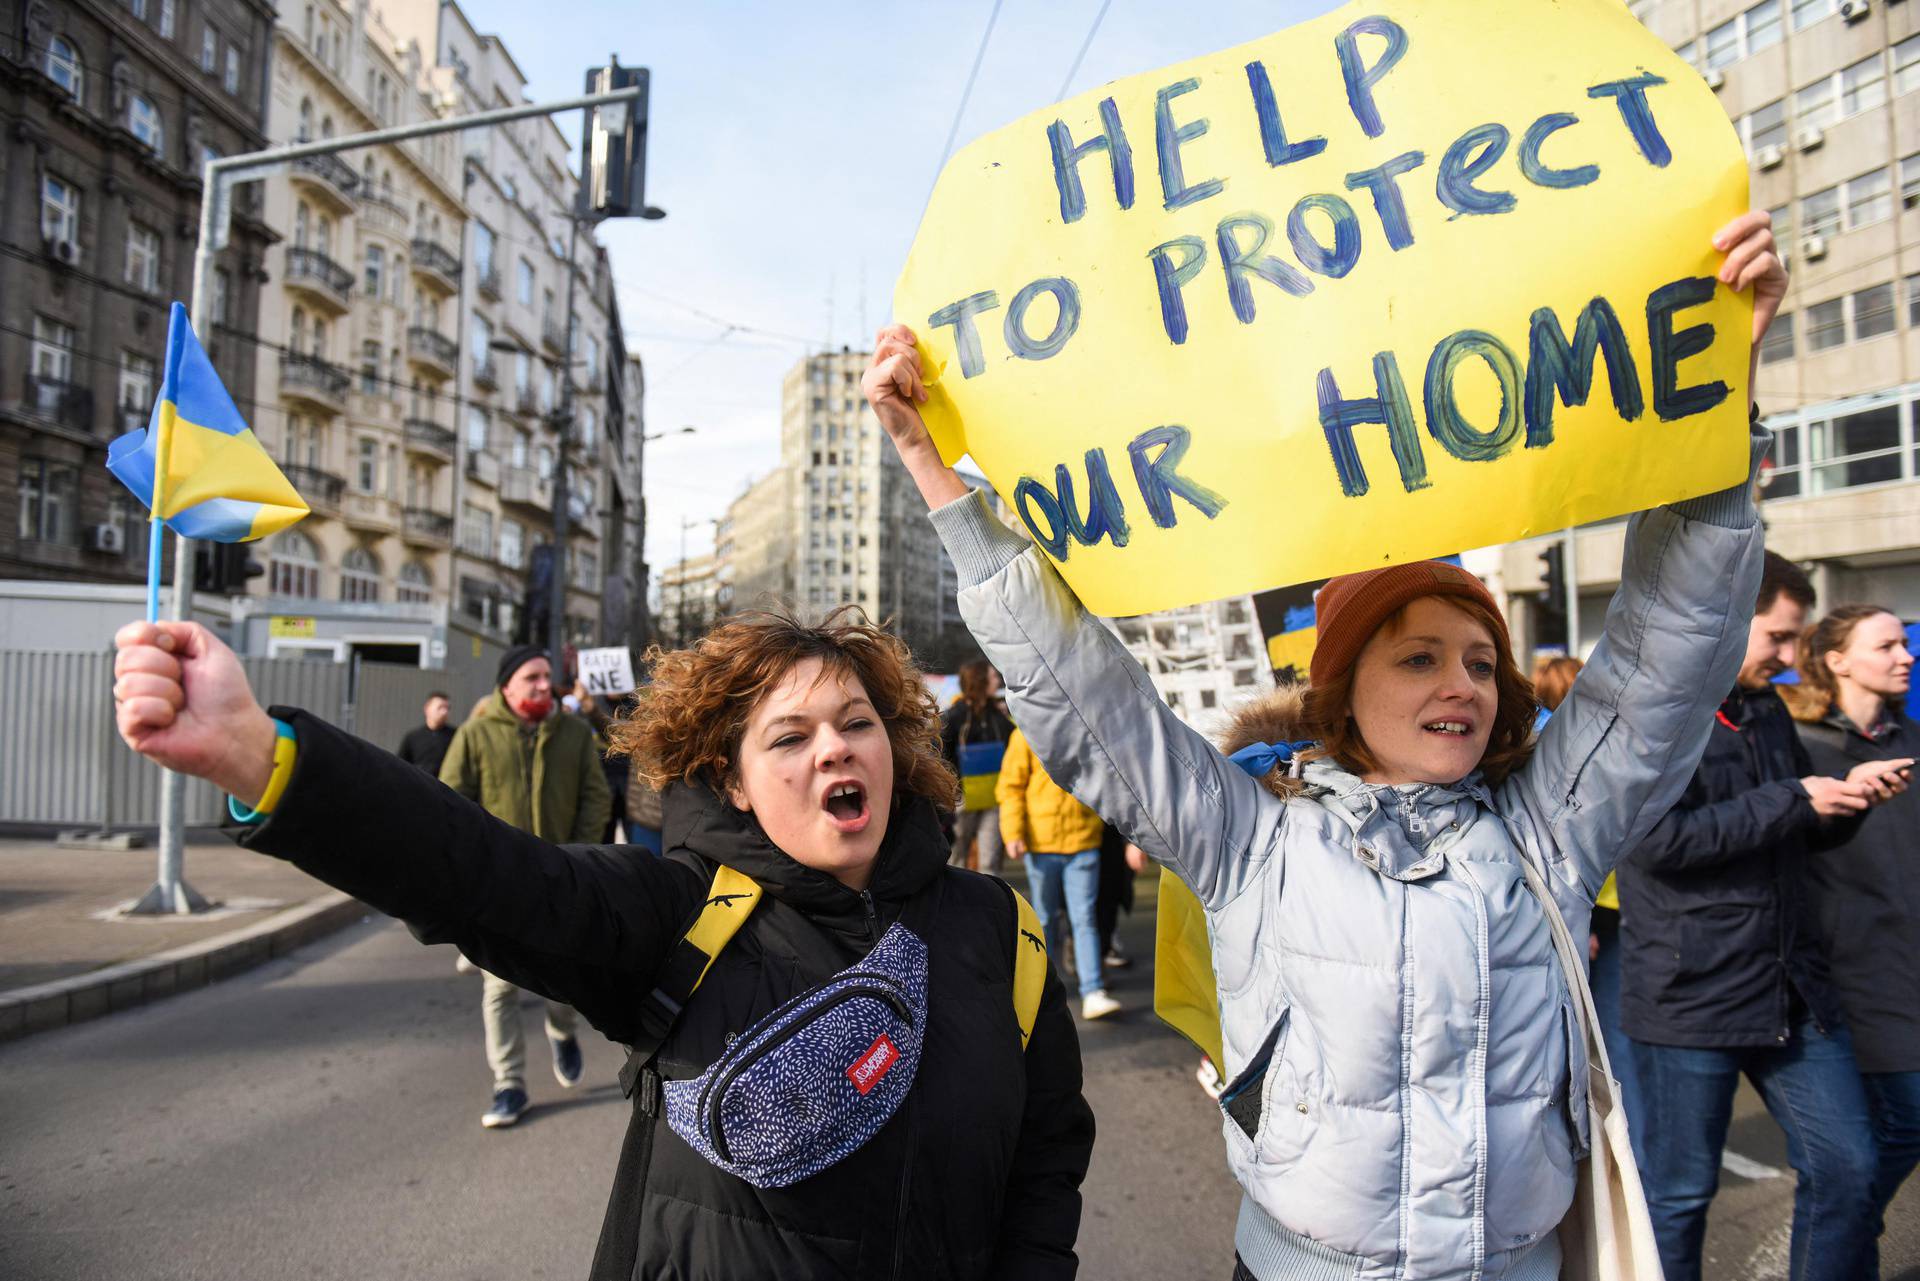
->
<box><xmin>863</xmin><ymin>331</ymin><xmax>1279</xmax><ymax>909</ymax></box>
<box><xmin>1503</xmin><ymin>212</ymin><xmax>1789</xmax><ymax>905</ymax></box>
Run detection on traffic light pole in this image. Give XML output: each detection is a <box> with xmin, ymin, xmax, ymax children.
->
<box><xmin>126</xmin><ymin>82</ymin><xmax>644</xmax><ymax>915</ymax></box>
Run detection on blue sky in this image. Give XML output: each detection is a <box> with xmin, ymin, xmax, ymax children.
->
<box><xmin>459</xmin><ymin>0</ymin><xmax>1343</xmax><ymax>572</ymax></box>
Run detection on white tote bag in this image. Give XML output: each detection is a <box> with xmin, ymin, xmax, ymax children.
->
<box><xmin>1515</xmin><ymin>852</ymin><xmax>1667</xmax><ymax>1281</ymax></box>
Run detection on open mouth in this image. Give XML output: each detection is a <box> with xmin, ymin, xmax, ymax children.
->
<box><xmin>823</xmin><ymin>782</ymin><xmax>871</xmax><ymax>832</ymax></box>
<box><xmin>1423</xmin><ymin>721</ymin><xmax>1473</xmax><ymax>738</ymax></box>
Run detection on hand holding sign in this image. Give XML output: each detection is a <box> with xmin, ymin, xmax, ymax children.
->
<box><xmin>889</xmin><ymin>0</ymin><xmax>1779</xmax><ymax>616</ymax></box>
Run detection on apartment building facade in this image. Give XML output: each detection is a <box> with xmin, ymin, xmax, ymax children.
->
<box><xmin>1111</xmin><ymin>596</ymin><xmax>1268</xmax><ymax>740</ymax></box>
<box><xmin>1</xmin><ymin>0</ymin><xmax>275</xmax><ymax>585</ymax></box>
<box><xmin>1500</xmin><ymin>0</ymin><xmax>1920</xmax><ymax>650</ymax></box>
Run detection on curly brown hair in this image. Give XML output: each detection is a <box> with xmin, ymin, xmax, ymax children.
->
<box><xmin>608</xmin><ymin>606</ymin><xmax>960</xmax><ymax>809</ymax></box>
<box><xmin>1280</xmin><ymin>594</ymin><xmax>1539</xmax><ymax>790</ymax></box>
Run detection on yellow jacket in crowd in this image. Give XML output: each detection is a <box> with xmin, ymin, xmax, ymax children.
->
<box><xmin>996</xmin><ymin>729</ymin><xmax>1104</xmax><ymax>854</ymax></box>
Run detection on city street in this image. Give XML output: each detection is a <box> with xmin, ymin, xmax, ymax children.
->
<box><xmin>3</xmin><ymin>871</ymin><xmax>1914</xmax><ymax>1280</ymax></box>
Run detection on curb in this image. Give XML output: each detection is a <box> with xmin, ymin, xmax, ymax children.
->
<box><xmin>0</xmin><ymin>892</ymin><xmax>369</xmax><ymax>1044</ymax></box>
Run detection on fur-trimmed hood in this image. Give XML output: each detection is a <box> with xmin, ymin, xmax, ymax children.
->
<box><xmin>1218</xmin><ymin>685</ymin><xmax>1319</xmax><ymax>798</ymax></box>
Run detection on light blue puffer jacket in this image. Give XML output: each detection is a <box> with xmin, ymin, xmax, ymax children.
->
<box><xmin>928</xmin><ymin>430</ymin><xmax>1767</xmax><ymax>1281</ymax></box>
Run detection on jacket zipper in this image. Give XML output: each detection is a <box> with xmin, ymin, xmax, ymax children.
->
<box><xmin>860</xmin><ymin>889</ymin><xmax>879</xmax><ymax>943</ymax></box>
<box><xmin>703</xmin><ymin>980</ymin><xmax>912</xmax><ymax>1163</ymax></box>
<box><xmin>889</xmin><ymin>1090</ymin><xmax>921</xmax><ymax>1280</ymax></box>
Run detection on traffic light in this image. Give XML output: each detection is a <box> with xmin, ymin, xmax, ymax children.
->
<box><xmin>193</xmin><ymin>543</ymin><xmax>262</xmax><ymax>594</ymax></box>
<box><xmin>1537</xmin><ymin>543</ymin><xmax>1568</xmax><ymax>651</ymax></box>
<box><xmin>582</xmin><ymin>59</ymin><xmax>659</xmax><ymax>221</ymax></box>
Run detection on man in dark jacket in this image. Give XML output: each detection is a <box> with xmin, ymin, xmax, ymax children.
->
<box><xmin>1619</xmin><ymin>552</ymin><xmax>1891</xmax><ymax>1281</ymax></box>
<box><xmin>440</xmin><ymin>645</ymin><xmax>610</xmax><ymax>1129</ymax></box>
<box><xmin>395</xmin><ymin>691</ymin><xmax>454</xmax><ymax>776</ymax></box>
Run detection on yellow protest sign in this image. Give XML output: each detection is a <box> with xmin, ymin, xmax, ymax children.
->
<box><xmin>897</xmin><ymin>0</ymin><xmax>1752</xmax><ymax>616</ymax></box>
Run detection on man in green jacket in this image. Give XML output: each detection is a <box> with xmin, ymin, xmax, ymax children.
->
<box><xmin>440</xmin><ymin>644</ymin><xmax>611</xmax><ymax>1128</ymax></box>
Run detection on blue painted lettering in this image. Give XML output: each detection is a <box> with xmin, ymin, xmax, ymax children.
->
<box><xmin>1155</xmin><ymin>78</ymin><xmax>1226</xmax><ymax>212</ymax></box>
<box><xmin>1437</xmin><ymin>123</ymin><xmax>1516</xmax><ymax>217</ymax></box>
<box><xmin>1587</xmin><ymin>75</ymin><xmax>1672</xmax><ymax>168</ymax></box>
<box><xmin>1147</xmin><ymin>236</ymin><xmax>1208</xmax><ymax>344</ymax></box>
<box><xmin>1129</xmin><ymin>425</ymin><xmax>1228</xmax><ymax>528</ymax></box>
<box><xmin>1647</xmin><ymin>276</ymin><xmax>1730</xmax><ymax>421</ymax></box>
<box><xmin>1524</xmin><ymin>298</ymin><xmax>1642</xmax><ymax>448</ymax></box>
<box><xmin>1424</xmin><ymin>330</ymin><xmax>1522</xmax><ymax>463</ymax></box>
<box><xmin>1287</xmin><ymin>194</ymin><xmax>1363</xmax><ymax>279</ymax></box>
<box><xmin>1334</xmin><ymin>16</ymin><xmax>1410</xmax><ymax>140</ymax></box>
<box><xmin>1247</xmin><ymin>60</ymin><xmax>1328</xmax><ymax>166</ymax></box>
<box><xmin>1345</xmin><ymin>150</ymin><xmax>1425</xmax><ymax>251</ymax></box>
<box><xmin>1316</xmin><ymin>354</ymin><xmax>1429</xmax><ymax>497</ymax></box>
<box><xmin>1004</xmin><ymin>277</ymin><xmax>1082</xmax><ymax>361</ymax></box>
<box><xmin>1047</xmin><ymin>98</ymin><xmax>1136</xmax><ymax>224</ymax></box>
<box><xmin>1518</xmin><ymin>113</ymin><xmax>1599</xmax><ymax>189</ymax></box>
<box><xmin>927</xmin><ymin>291</ymin><xmax>1001</xmax><ymax>380</ymax></box>
<box><xmin>1216</xmin><ymin>213</ymin><xmax>1314</xmax><ymax>326</ymax></box>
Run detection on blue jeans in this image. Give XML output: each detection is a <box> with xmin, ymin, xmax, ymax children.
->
<box><xmin>1631</xmin><ymin>1020</ymin><xmax>1878</xmax><ymax>1281</ymax></box>
<box><xmin>1865</xmin><ymin>1069</ymin><xmax>1920</xmax><ymax>1234</ymax></box>
<box><xmin>1026</xmin><ymin>849</ymin><xmax>1103</xmax><ymax>999</ymax></box>
<box><xmin>1588</xmin><ymin>920</ymin><xmax>1647</xmax><ymax>1167</ymax></box>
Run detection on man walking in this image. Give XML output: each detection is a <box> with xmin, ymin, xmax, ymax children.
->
<box><xmin>440</xmin><ymin>645</ymin><xmax>610</xmax><ymax>1128</ymax></box>
<box><xmin>997</xmin><ymin>727</ymin><xmax>1119</xmax><ymax>1021</ymax></box>
<box><xmin>1619</xmin><ymin>552</ymin><xmax>1906</xmax><ymax>1281</ymax></box>
<box><xmin>396</xmin><ymin>691</ymin><xmax>454</xmax><ymax>776</ymax></box>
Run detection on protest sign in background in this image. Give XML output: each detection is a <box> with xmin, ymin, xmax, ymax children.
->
<box><xmin>898</xmin><ymin>0</ymin><xmax>1753</xmax><ymax>616</ymax></box>
<box><xmin>577</xmin><ymin>646</ymin><xmax>637</xmax><ymax>697</ymax></box>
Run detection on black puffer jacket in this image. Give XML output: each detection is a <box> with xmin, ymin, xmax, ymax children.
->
<box><xmin>1797</xmin><ymin>707</ymin><xmax>1920</xmax><ymax>1074</ymax></box>
<box><xmin>1617</xmin><ymin>684</ymin><xmax>1856</xmax><ymax>1048</ymax></box>
<box><xmin>231</xmin><ymin>708</ymin><xmax>1093</xmax><ymax>1280</ymax></box>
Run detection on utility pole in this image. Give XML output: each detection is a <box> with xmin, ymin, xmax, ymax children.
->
<box><xmin>130</xmin><ymin>80</ymin><xmax>648</xmax><ymax>915</ymax></box>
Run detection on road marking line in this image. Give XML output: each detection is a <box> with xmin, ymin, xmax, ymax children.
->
<box><xmin>1721</xmin><ymin>1149</ymin><xmax>1786</xmax><ymax>1181</ymax></box>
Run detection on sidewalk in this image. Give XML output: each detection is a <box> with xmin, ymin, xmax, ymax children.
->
<box><xmin>0</xmin><ymin>837</ymin><xmax>363</xmax><ymax>1040</ymax></box>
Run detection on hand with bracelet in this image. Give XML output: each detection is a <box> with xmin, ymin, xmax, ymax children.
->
<box><xmin>113</xmin><ymin>620</ymin><xmax>284</xmax><ymax>813</ymax></box>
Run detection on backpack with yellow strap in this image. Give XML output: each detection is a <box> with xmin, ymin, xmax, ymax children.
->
<box><xmin>618</xmin><ymin>864</ymin><xmax>1052</xmax><ymax>1103</ymax></box>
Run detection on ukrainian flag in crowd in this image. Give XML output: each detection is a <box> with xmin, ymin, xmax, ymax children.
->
<box><xmin>108</xmin><ymin>302</ymin><xmax>307</xmax><ymax>542</ymax></box>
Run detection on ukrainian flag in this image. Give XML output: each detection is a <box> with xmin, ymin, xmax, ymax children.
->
<box><xmin>108</xmin><ymin>302</ymin><xmax>308</xmax><ymax>542</ymax></box>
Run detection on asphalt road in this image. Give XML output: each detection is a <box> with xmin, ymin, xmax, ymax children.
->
<box><xmin>1</xmin><ymin>873</ymin><xmax>1912</xmax><ymax>1280</ymax></box>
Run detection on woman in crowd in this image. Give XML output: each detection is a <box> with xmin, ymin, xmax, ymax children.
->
<box><xmin>939</xmin><ymin>658</ymin><xmax>1014</xmax><ymax>873</ymax></box>
<box><xmin>111</xmin><ymin>608</ymin><xmax>1093</xmax><ymax>1281</ymax></box>
<box><xmin>1786</xmin><ymin>604</ymin><xmax>1920</xmax><ymax>1240</ymax></box>
<box><xmin>864</xmin><ymin>211</ymin><xmax>1789</xmax><ymax>1279</ymax></box>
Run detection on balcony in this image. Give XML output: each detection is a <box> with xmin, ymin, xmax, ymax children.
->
<box><xmin>290</xmin><ymin>153</ymin><xmax>358</xmax><ymax>212</ymax></box>
<box><xmin>465</xmin><ymin>449</ymin><xmax>500</xmax><ymax>489</ymax></box>
<box><xmin>24</xmin><ymin>375</ymin><xmax>94</xmax><ymax>433</ymax></box>
<box><xmin>410</xmin><ymin>238</ymin><xmax>461</xmax><ymax>293</ymax></box>
<box><xmin>341</xmin><ymin>492</ymin><xmax>399</xmax><ymax>535</ymax></box>
<box><xmin>283</xmin><ymin>247</ymin><xmax>354</xmax><ymax>313</ymax></box>
<box><xmin>500</xmin><ymin>466</ymin><xmax>553</xmax><ymax>513</ymax></box>
<box><xmin>120</xmin><ymin>404</ymin><xmax>150</xmax><ymax>435</ymax></box>
<box><xmin>405</xmin><ymin>326</ymin><xmax>457</xmax><ymax>380</ymax></box>
<box><xmin>472</xmin><ymin>357</ymin><xmax>499</xmax><ymax>390</ymax></box>
<box><xmin>281</xmin><ymin>463</ymin><xmax>345</xmax><ymax>513</ymax></box>
<box><xmin>476</xmin><ymin>264</ymin><xmax>501</xmax><ymax>301</ymax></box>
<box><xmin>278</xmin><ymin>353</ymin><xmax>350</xmax><ymax>414</ymax></box>
<box><xmin>513</xmin><ymin>386</ymin><xmax>539</xmax><ymax>418</ymax></box>
<box><xmin>540</xmin><ymin>316</ymin><xmax>568</xmax><ymax>356</ymax></box>
<box><xmin>402</xmin><ymin>506</ymin><xmax>454</xmax><ymax>548</ymax></box>
<box><xmin>404</xmin><ymin>417</ymin><xmax>456</xmax><ymax>462</ymax></box>
<box><xmin>356</xmin><ymin>189</ymin><xmax>409</xmax><ymax>236</ymax></box>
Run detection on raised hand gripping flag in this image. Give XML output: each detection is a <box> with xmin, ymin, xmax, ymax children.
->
<box><xmin>108</xmin><ymin>303</ymin><xmax>308</xmax><ymax>616</ymax></box>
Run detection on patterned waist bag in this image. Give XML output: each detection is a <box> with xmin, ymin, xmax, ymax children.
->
<box><xmin>663</xmin><ymin>917</ymin><xmax>930</xmax><ymax>1188</ymax></box>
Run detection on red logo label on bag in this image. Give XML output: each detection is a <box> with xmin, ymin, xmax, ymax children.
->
<box><xmin>847</xmin><ymin>1034</ymin><xmax>900</xmax><ymax>1096</ymax></box>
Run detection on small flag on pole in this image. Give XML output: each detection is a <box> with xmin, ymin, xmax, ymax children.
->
<box><xmin>108</xmin><ymin>303</ymin><xmax>308</xmax><ymax>619</ymax></box>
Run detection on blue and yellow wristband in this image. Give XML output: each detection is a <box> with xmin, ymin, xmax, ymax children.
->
<box><xmin>228</xmin><ymin>718</ymin><xmax>298</xmax><ymax>824</ymax></box>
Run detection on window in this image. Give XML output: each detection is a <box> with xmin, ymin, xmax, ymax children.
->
<box><xmin>539</xmin><ymin>366</ymin><xmax>554</xmax><ymax>412</ymax></box>
<box><xmin>131</xmin><ymin>0</ymin><xmax>147</xmax><ymax>19</ymax></box>
<box><xmin>1791</xmin><ymin>0</ymin><xmax>1835</xmax><ymax>31</ymax></box>
<box><xmin>1770</xmin><ymin>203</ymin><xmax>1793</xmax><ymax>243</ymax></box>
<box><xmin>499</xmin><ymin>519</ymin><xmax>524</xmax><ymax>568</ymax></box>
<box><xmin>1897</xmin><ymin>35</ymin><xmax>1920</xmax><ymax>97</ymax></box>
<box><xmin>1847</xmin><ymin>168</ymin><xmax>1891</xmax><ymax>229</ymax></box>
<box><xmin>47</xmin><ymin>36</ymin><xmax>82</xmax><ymax>98</ymax></box>
<box><xmin>17</xmin><ymin>458</ymin><xmax>78</xmax><ymax>544</ymax></box>
<box><xmin>579</xmin><ymin>407</ymin><xmax>596</xmax><ymax>450</ymax></box>
<box><xmin>397</xmin><ymin>561</ymin><xmax>431</xmax><ymax>605</ymax></box>
<box><xmin>1852</xmin><ymin>282</ymin><xmax>1895</xmax><ymax>340</ymax></box>
<box><xmin>360</xmin><ymin>341</ymin><xmax>381</xmax><ymax>394</ymax></box>
<box><xmin>356</xmin><ymin>437</ymin><xmax>378</xmax><ymax>492</ymax></box>
<box><xmin>1812</xmin><ymin>405</ymin><xmax>1902</xmax><ymax>491</ymax></box>
<box><xmin>461</xmin><ymin>502</ymin><xmax>492</xmax><ymax>557</ymax></box>
<box><xmin>511</xmin><ymin>430</ymin><xmax>529</xmax><ymax>468</ymax></box>
<box><xmin>364</xmin><ymin>244</ymin><xmax>384</xmax><ymax>297</ymax></box>
<box><xmin>474</xmin><ymin>223</ymin><xmax>494</xmax><ymax>278</ymax></box>
<box><xmin>1907</xmin><ymin>275</ymin><xmax>1920</xmax><ymax>327</ymax></box>
<box><xmin>1761</xmin><ymin>312</ymin><xmax>1795</xmax><ymax>364</ymax></box>
<box><xmin>1841</xmin><ymin>55</ymin><xmax>1887</xmax><ymax>118</ymax></box>
<box><xmin>214</xmin><ymin>268</ymin><xmax>232</xmax><ymax>324</ymax></box>
<box><xmin>41</xmin><ymin>174</ymin><xmax>78</xmax><ymax>246</ymax></box>
<box><xmin>298</xmin><ymin>98</ymin><xmax>313</xmax><ymax>143</ymax></box>
<box><xmin>1706</xmin><ymin>18</ymin><xmax>1742</xmax><ymax>71</ymax></box>
<box><xmin>200</xmin><ymin>27</ymin><xmax>217</xmax><ymax>73</ymax></box>
<box><xmin>1795</xmin><ymin>77</ymin><xmax>1837</xmax><ymax>133</ymax></box>
<box><xmin>1902</xmin><ymin>154</ymin><xmax>1920</xmax><ymax>208</ymax></box>
<box><xmin>1746</xmin><ymin>0</ymin><xmax>1782</xmax><ymax>53</ymax></box>
<box><xmin>515</xmin><ymin>351</ymin><xmax>532</xmax><ymax>397</ymax></box>
<box><xmin>340</xmin><ymin>547</ymin><xmax>381</xmax><ymax>603</ymax></box>
<box><xmin>270</xmin><ymin>531</ymin><xmax>323</xmax><ymax>598</ymax></box>
<box><xmin>1801</xmin><ymin>186</ymin><xmax>1841</xmax><ymax>239</ymax></box>
<box><xmin>128</xmin><ymin>95</ymin><xmax>162</xmax><ymax>154</ymax></box>
<box><xmin>1807</xmin><ymin>298</ymin><xmax>1847</xmax><ymax>350</ymax></box>
<box><xmin>575</xmin><ymin>549</ymin><xmax>598</xmax><ymax>589</ymax></box>
<box><xmin>517</xmin><ymin>257</ymin><xmax>534</xmax><ymax>306</ymax></box>
<box><xmin>225</xmin><ymin>47</ymin><xmax>241</xmax><ymax>95</ymax></box>
<box><xmin>471</xmin><ymin>312</ymin><xmax>492</xmax><ymax>362</ymax></box>
<box><xmin>119</xmin><ymin>352</ymin><xmax>156</xmax><ymax>412</ymax></box>
<box><xmin>125</xmin><ymin>222</ymin><xmax>160</xmax><ymax>293</ymax></box>
<box><xmin>1745</xmin><ymin>100</ymin><xmax>1786</xmax><ymax>155</ymax></box>
<box><xmin>466</xmin><ymin>406</ymin><xmax>490</xmax><ymax>453</ymax></box>
<box><xmin>537</xmin><ymin>445</ymin><xmax>554</xmax><ymax>480</ymax></box>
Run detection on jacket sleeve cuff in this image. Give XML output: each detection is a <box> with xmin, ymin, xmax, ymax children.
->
<box><xmin>928</xmin><ymin>488</ymin><xmax>1033</xmax><ymax>590</ymax></box>
<box><xmin>1665</xmin><ymin>407</ymin><xmax>1769</xmax><ymax>530</ymax></box>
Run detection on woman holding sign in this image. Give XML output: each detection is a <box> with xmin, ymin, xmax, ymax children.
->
<box><xmin>866</xmin><ymin>213</ymin><xmax>1788</xmax><ymax>1279</ymax></box>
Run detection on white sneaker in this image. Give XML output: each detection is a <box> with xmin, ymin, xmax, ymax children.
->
<box><xmin>1081</xmin><ymin>990</ymin><xmax>1122</xmax><ymax>1020</ymax></box>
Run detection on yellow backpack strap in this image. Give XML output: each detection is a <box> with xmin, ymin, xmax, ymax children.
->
<box><xmin>1010</xmin><ymin>887</ymin><xmax>1048</xmax><ymax>1050</ymax></box>
<box><xmin>619</xmin><ymin>864</ymin><xmax>763</xmax><ymax>1099</ymax></box>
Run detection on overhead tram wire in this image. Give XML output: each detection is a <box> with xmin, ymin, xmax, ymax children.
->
<box><xmin>925</xmin><ymin>0</ymin><xmax>1007</xmax><ymax>209</ymax></box>
<box><xmin>1055</xmin><ymin>0</ymin><xmax>1114</xmax><ymax>102</ymax></box>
